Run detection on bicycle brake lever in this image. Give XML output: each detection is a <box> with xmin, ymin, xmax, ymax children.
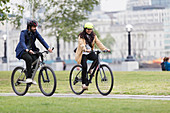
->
<box><xmin>103</xmin><ymin>50</ymin><xmax>111</xmax><ymax>53</ymax></box>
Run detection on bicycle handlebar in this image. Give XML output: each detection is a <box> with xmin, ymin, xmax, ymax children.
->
<box><xmin>34</xmin><ymin>47</ymin><xmax>54</xmax><ymax>55</ymax></box>
<box><xmin>92</xmin><ymin>50</ymin><xmax>111</xmax><ymax>53</ymax></box>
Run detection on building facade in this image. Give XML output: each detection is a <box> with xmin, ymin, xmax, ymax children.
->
<box><xmin>127</xmin><ymin>0</ymin><xmax>151</xmax><ymax>10</ymax></box>
<box><xmin>151</xmin><ymin>0</ymin><xmax>170</xmax><ymax>8</ymax></box>
<box><xmin>89</xmin><ymin>8</ymin><xmax>166</xmax><ymax>60</ymax></box>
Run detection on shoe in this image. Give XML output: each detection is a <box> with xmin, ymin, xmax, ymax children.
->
<box><xmin>25</xmin><ymin>78</ymin><xmax>33</xmax><ymax>83</ymax></box>
<box><xmin>32</xmin><ymin>80</ymin><xmax>37</xmax><ymax>85</ymax></box>
<box><xmin>82</xmin><ymin>84</ymin><xmax>88</xmax><ymax>90</ymax></box>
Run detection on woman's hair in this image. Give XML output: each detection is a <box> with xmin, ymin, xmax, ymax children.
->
<box><xmin>163</xmin><ymin>57</ymin><xmax>169</xmax><ymax>62</ymax></box>
<box><xmin>79</xmin><ymin>28</ymin><xmax>95</xmax><ymax>40</ymax></box>
<box><xmin>78</xmin><ymin>29</ymin><xmax>95</xmax><ymax>47</ymax></box>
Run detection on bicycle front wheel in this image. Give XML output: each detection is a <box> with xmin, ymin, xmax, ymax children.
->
<box><xmin>96</xmin><ymin>64</ymin><xmax>114</xmax><ymax>96</ymax></box>
<box><xmin>69</xmin><ymin>65</ymin><xmax>84</xmax><ymax>95</ymax></box>
<box><xmin>11</xmin><ymin>66</ymin><xmax>29</xmax><ymax>96</ymax></box>
<box><xmin>38</xmin><ymin>66</ymin><xmax>57</xmax><ymax>96</ymax></box>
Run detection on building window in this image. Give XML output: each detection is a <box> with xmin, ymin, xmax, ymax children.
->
<box><xmin>164</xmin><ymin>40</ymin><xmax>170</xmax><ymax>44</ymax></box>
<box><xmin>148</xmin><ymin>41</ymin><xmax>150</xmax><ymax>47</ymax></box>
<box><xmin>165</xmin><ymin>46</ymin><xmax>170</xmax><ymax>49</ymax></box>
<box><xmin>68</xmin><ymin>54</ymin><xmax>70</xmax><ymax>60</ymax></box>
<box><xmin>154</xmin><ymin>40</ymin><xmax>156</xmax><ymax>47</ymax></box>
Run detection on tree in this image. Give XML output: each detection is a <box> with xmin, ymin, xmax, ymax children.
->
<box><xmin>10</xmin><ymin>4</ymin><xmax>24</xmax><ymax>29</ymax></box>
<box><xmin>44</xmin><ymin>0</ymin><xmax>99</xmax><ymax>40</ymax></box>
<box><xmin>100</xmin><ymin>33</ymin><xmax>115</xmax><ymax>59</ymax></box>
<box><xmin>1</xmin><ymin>0</ymin><xmax>99</xmax><ymax>60</ymax></box>
<box><xmin>26</xmin><ymin>0</ymin><xmax>42</xmax><ymax>19</ymax></box>
<box><xmin>0</xmin><ymin>0</ymin><xmax>25</xmax><ymax>29</ymax></box>
<box><xmin>43</xmin><ymin>0</ymin><xmax>99</xmax><ymax>60</ymax></box>
<box><xmin>9</xmin><ymin>0</ymin><xmax>41</xmax><ymax>29</ymax></box>
<box><xmin>0</xmin><ymin>0</ymin><xmax>10</xmax><ymax>24</ymax></box>
<box><xmin>100</xmin><ymin>33</ymin><xmax>115</xmax><ymax>51</ymax></box>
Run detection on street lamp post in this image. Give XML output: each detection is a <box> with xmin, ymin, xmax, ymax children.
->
<box><xmin>2</xmin><ymin>34</ymin><xmax>7</xmax><ymax>63</ymax></box>
<box><xmin>56</xmin><ymin>32</ymin><xmax>61</xmax><ymax>61</ymax></box>
<box><xmin>125</xmin><ymin>24</ymin><xmax>135</xmax><ymax>61</ymax></box>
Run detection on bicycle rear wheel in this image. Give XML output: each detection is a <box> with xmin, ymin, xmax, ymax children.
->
<box><xmin>69</xmin><ymin>65</ymin><xmax>84</xmax><ymax>95</ymax></box>
<box><xmin>96</xmin><ymin>64</ymin><xmax>114</xmax><ymax>96</ymax></box>
<box><xmin>11</xmin><ymin>66</ymin><xmax>29</xmax><ymax>96</ymax></box>
<box><xmin>38</xmin><ymin>66</ymin><xmax>57</xmax><ymax>96</ymax></box>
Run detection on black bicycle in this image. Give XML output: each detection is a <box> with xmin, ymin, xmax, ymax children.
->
<box><xmin>69</xmin><ymin>50</ymin><xmax>114</xmax><ymax>96</ymax></box>
<box><xmin>11</xmin><ymin>48</ymin><xmax>57</xmax><ymax>96</ymax></box>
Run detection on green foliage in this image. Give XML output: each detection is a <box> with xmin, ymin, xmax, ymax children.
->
<box><xmin>1</xmin><ymin>0</ymin><xmax>99</xmax><ymax>37</ymax></box>
<box><xmin>44</xmin><ymin>0</ymin><xmax>99</xmax><ymax>41</ymax></box>
<box><xmin>93</xmin><ymin>32</ymin><xmax>115</xmax><ymax>51</ymax></box>
<box><xmin>26</xmin><ymin>0</ymin><xmax>42</xmax><ymax>19</ymax></box>
<box><xmin>0</xmin><ymin>0</ymin><xmax>25</xmax><ymax>28</ymax></box>
<box><xmin>10</xmin><ymin>0</ymin><xmax>42</xmax><ymax>29</ymax></box>
<box><xmin>100</xmin><ymin>33</ymin><xmax>115</xmax><ymax>51</ymax></box>
<box><xmin>10</xmin><ymin>4</ymin><xmax>24</xmax><ymax>29</ymax></box>
<box><xmin>0</xmin><ymin>0</ymin><xmax>10</xmax><ymax>24</ymax></box>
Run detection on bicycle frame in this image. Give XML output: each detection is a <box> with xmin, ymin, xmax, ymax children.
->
<box><xmin>17</xmin><ymin>51</ymin><xmax>51</xmax><ymax>84</ymax></box>
<box><xmin>73</xmin><ymin>50</ymin><xmax>108</xmax><ymax>86</ymax></box>
<box><xmin>86</xmin><ymin>51</ymin><xmax>107</xmax><ymax>85</ymax></box>
<box><xmin>31</xmin><ymin>53</ymin><xmax>51</xmax><ymax>83</ymax></box>
<box><xmin>16</xmin><ymin>59</ymin><xmax>40</xmax><ymax>84</ymax></box>
<box><xmin>31</xmin><ymin>58</ymin><xmax>40</xmax><ymax>80</ymax></box>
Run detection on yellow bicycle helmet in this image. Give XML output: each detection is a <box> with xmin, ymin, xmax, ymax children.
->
<box><xmin>84</xmin><ymin>22</ymin><xmax>93</xmax><ymax>29</ymax></box>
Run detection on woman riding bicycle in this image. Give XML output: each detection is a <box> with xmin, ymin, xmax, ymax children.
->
<box><xmin>75</xmin><ymin>22</ymin><xmax>110</xmax><ymax>90</ymax></box>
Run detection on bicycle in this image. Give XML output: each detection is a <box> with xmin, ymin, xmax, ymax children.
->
<box><xmin>11</xmin><ymin>48</ymin><xmax>57</xmax><ymax>96</ymax></box>
<box><xmin>69</xmin><ymin>50</ymin><xmax>114</xmax><ymax>96</ymax></box>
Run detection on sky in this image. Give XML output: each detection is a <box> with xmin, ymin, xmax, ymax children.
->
<box><xmin>101</xmin><ymin>0</ymin><xmax>128</xmax><ymax>11</ymax></box>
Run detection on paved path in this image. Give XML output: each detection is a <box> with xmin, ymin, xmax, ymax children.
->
<box><xmin>0</xmin><ymin>93</ymin><xmax>170</xmax><ymax>100</ymax></box>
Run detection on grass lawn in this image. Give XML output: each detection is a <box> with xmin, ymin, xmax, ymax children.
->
<box><xmin>0</xmin><ymin>71</ymin><xmax>170</xmax><ymax>95</ymax></box>
<box><xmin>0</xmin><ymin>96</ymin><xmax>170</xmax><ymax>113</ymax></box>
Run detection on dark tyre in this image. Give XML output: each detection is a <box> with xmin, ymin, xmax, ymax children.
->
<box><xmin>11</xmin><ymin>66</ymin><xmax>29</xmax><ymax>96</ymax></box>
<box><xmin>38</xmin><ymin>66</ymin><xmax>57</xmax><ymax>96</ymax></box>
<box><xmin>69</xmin><ymin>65</ymin><xmax>84</xmax><ymax>95</ymax></box>
<box><xmin>96</xmin><ymin>64</ymin><xmax>114</xmax><ymax>96</ymax></box>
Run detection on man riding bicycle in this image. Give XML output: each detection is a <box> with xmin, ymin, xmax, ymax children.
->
<box><xmin>75</xmin><ymin>22</ymin><xmax>110</xmax><ymax>90</ymax></box>
<box><xmin>15</xmin><ymin>20</ymin><xmax>53</xmax><ymax>84</ymax></box>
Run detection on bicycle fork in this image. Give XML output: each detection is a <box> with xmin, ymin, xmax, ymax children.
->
<box><xmin>100</xmin><ymin>67</ymin><xmax>107</xmax><ymax>81</ymax></box>
<box><xmin>40</xmin><ymin>68</ymin><xmax>50</xmax><ymax>83</ymax></box>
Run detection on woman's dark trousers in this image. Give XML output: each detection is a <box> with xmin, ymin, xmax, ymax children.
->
<box><xmin>81</xmin><ymin>52</ymin><xmax>98</xmax><ymax>84</ymax></box>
